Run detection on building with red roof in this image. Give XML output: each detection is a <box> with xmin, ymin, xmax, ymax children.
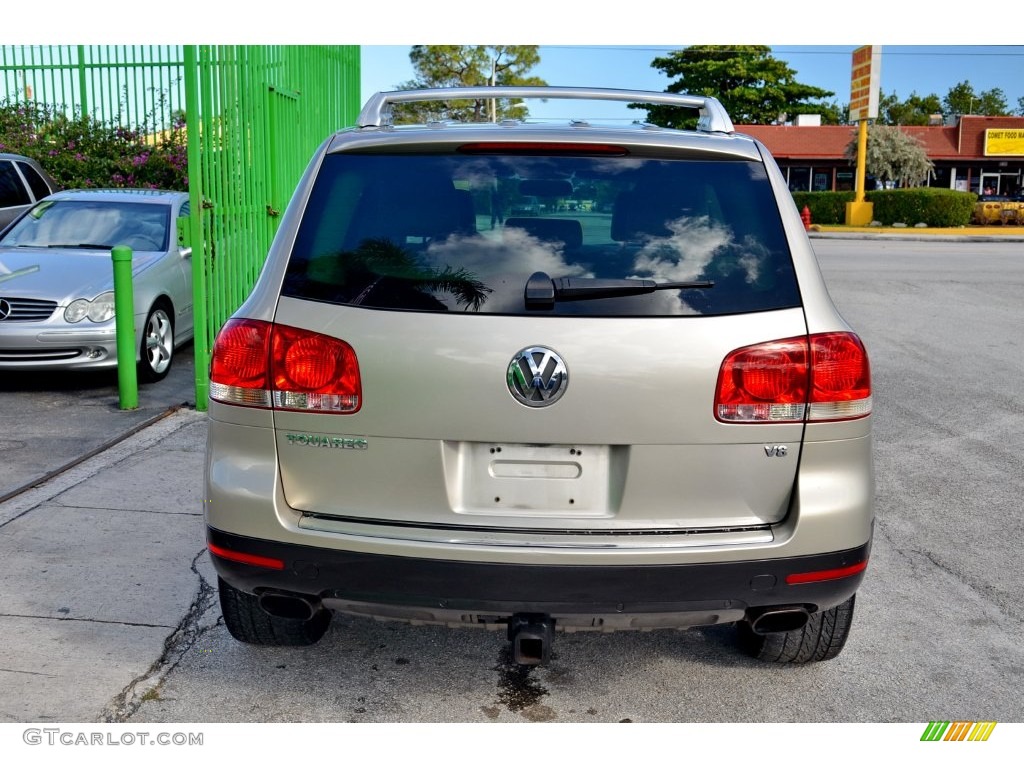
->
<box><xmin>736</xmin><ymin>116</ymin><xmax>1024</xmax><ymax>197</ymax></box>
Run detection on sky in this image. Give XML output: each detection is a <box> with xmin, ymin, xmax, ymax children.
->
<box><xmin>360</xmin><ymin>45</ymin><xmax>1024</xmax><ymax>123</ymax></box>
<box><xmin>9</xmin><ymin>2</ymin><xmax>1023</xmax><ymax>125</ymax></box>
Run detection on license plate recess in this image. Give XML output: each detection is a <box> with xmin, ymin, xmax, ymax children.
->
<box><xmin>447</xmin><ymin>442</ymin><xmax>612</xmax><ymax>517</ymax></box>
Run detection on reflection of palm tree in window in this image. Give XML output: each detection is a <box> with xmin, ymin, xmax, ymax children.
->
<box><xmin>342</xmin><ymin>238</ymin><xmax>492</xmax><ymax>311</ymax></box>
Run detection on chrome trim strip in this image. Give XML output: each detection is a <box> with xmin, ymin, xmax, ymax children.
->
<box><xmin>298</xmin><ymin>513</ymin><xmax>774</xmax><ymax>550</ymax></box>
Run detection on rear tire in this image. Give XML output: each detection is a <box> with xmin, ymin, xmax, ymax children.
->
<box><xmin>218</xmin><ymin>577</ymin><xmax>331</xmax><ymax>646</ymax></box>
<box><xmin>738</xmin><ymin>595</ymin><xmax>856</xmax><ymax>663</ymax></box>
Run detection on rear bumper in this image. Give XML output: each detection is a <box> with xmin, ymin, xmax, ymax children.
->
<box><xmin>208</xmin><ymin>526</ymin><xmax>869</xmax><ymax>627</ymax></box>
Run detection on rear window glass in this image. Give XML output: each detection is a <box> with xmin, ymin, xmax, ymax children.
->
<box><xmin>0</xmin><ymin>160</ymin><xmax>31</xmax><ymax>208</ymax></box>
<box><xmin>16</xmin><ymin>161</ymin><xmax>54</xmax><ymax>201</ymax></box>
<box><xmin>284</xmin><ymin>152</ymin><xmax>800</xmax><ymax>316</ymax></box>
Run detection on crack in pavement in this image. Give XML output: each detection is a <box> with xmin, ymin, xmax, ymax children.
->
<box><xmin>0</xmin><ymin>613</ymin><xmax>174</xmax><ymax>629</ymax></box>
<box><xmin>0</xmin><ymin>667</ymin><xmax>58</xmax><ymax>678</ymax></box>
<box><xmin>45</xmin><ymin>500</ymin><xmax>203</xmax><ymax>516</ymax></box>
<box><xmin>874</xmin><ymin>518</ymin><xmax>1022</xmax><ymax>624</ymax></box>
<box><xmin>101</xmin><ymin>548</ymin><xmax>218</xmax><ymax>723</ymax></box>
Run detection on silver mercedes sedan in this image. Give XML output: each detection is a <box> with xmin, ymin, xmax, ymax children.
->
<box><xmin>0</xmin><ymin>189</ymin><xmax>193</xmax><ymax>381</ymax></box>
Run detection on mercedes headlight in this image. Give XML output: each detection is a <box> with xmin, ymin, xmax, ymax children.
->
<box><xmin>64</xmin><ymin>292</ymin><xmax>116</xmax><ymax>323</ymax></box>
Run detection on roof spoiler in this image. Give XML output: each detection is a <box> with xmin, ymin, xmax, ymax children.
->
<box><xmin>356</xmin><ymin>86</ymin><xmax>735</xmax><ymax>134</ymax></box>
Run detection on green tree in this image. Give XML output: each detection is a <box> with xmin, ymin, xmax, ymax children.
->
<box><xmin>976</xmin><ymin>87</ymin><xmax>1010</xmax><ymax>116</ymax></box>
<box><xmin>392</xmin><ymin>45</ymin><xmax>546</xmax><ymax>124</ymax></box>
<box><xmin>878</xmin><ymin>90</ymin><xmax>943</xmax><ymax>126</ymax></box>
<box><xmin>942</xmin><ymin>81</ymin><xmax>1010</xmax><ymax>117</ymax></box>
<box><xmin>943</xmin><ymin>80</ymin><xmax>976</xmax><ymax>116</ymax></box>
<box><xmin>637</xmin><ymin>45</ymin><xmax>834</xmax><ymax>127</ymax></box>
<box><xmin>845</xmin><ymin>125</ymin><xmax>934</xmax><ymax>187</ymax></box>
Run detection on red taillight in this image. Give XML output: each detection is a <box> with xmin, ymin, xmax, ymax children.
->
<box><xmin>785</xmin><ymin>560</ymin><xmax>868</xmax><ymax>585</ymax></box>
<box><xmin>808</xmin><ymin>332</ymin><xmax>871</xmax><ymax>420</ymax></box>
<box><xmin>210</xmin><ymin>319</ymin><xmax>361</xmax><ymax>413</ymax></box>
<box><xmin>271</xmin><ymin>324</ymin><xmax>361</xmax><ymax>413</ymax></box>
<box><xmin>209</xmin><ymin>319</ymin><xmax>272</xmax><ymax>407</ymax></box>
<box><xmin>715</xmin><ymin>332</ymin><xmax>871</xmax><ymax>423</ymax></box>
<box><xmin>715</xmin><ymin>337</ymin><xmax>808</xmax><ymax>423</ymax></box>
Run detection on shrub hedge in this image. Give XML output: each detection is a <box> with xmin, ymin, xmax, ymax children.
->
<box><xmin>791</xmin><ymin>191</ymin><xmax>854</xmax><ymax>225</ymax></box>
<box><xmin>865</xmin><ymin>188</ymin><xmax>976</xmax><ymax>227</ymax></box>
<box><xmin>791</xmin><ymin>188</ymin><xmax>976</xmax><ymax>227</ymax></box>
<box><xmin>0</xmin><ymin>101</ymin><xmax>187</xmax><ymax>191</ymax></box>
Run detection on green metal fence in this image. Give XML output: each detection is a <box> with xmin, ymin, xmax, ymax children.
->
<box><xmin>184</xmin><ymin>45</ymin><xmax>361</xmax><ymax>410</ymax></box>
<box><xmin>1</xmin><ymin>45</ymin><xmax>185</xmax><ymax>130</ymax></box>
<box><xmin>1</xmin><ymin>45</ymin><xmax>361</xmax><ymax>410</ymax></box>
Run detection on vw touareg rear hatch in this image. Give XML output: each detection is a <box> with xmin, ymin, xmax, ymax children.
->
<box><xmin>267</xmin><ymin>135</ymin><xmax>809</xmax><ymax>536</ymax></box>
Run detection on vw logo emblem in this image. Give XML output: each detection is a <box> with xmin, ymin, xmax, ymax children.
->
<box><xmin>507</xmin><ymin>347</ymin><xmax>568</xmax><ymax>407</ymax></box>
<box><xmin>0</xmin><ymin>299</ymin><xmax>10</xmax><ymax>321</ymax></box>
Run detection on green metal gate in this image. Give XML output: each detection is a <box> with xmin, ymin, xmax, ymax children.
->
<box><xmin>1</xmin><ymin>45</ymin><xmax>361</xmax><ymax>410</ymax></box>
<box><xmin>184</xmin><ymin>45</ymin><xmax>360</xmax><ymax>410</ymax></box>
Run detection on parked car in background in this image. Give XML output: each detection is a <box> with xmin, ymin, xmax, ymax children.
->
<box><xmin>0</xmin><ymin>189</ymin><xmax>193</xmax><ymax>381</ymax></box>
<box><xmin>0</xmin><ymin>153</ymin><xmax>59</xmax><ymax>232</ymax></box>
<box><xmin>973</xmin><ymin>195</ymin><xmax>1024</xmax><ymax>225</ymax></box>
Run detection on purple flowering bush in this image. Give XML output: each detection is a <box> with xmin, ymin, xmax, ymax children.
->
<box><xmin>0</xmin><ymin>101</ymin><xmax>187</xmax><ymax>190</ymax></box>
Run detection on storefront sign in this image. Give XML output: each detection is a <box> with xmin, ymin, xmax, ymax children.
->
<box><xmin>984</xmin><ymin>129</ymin><xmax>1024</xmax><ymax>156</ymax></box>
<box><xmin>849</xmin><ymin>46</ymin><xmax>881</xmax><ymax>122</ymax></box>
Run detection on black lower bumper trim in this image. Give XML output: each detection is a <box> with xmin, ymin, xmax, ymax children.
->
<box><xmin>207</xmin><ymin>527</ymin><xmax>870</xmax><ymax>617</ymax></box>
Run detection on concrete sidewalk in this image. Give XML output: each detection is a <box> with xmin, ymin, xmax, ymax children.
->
<box><xmin>0</xmin><ymin>408</ymin><xmax>216</xmax><ymax>722</ymax></box>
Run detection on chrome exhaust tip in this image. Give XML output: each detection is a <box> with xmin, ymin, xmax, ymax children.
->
<box><xmin>748</xmin><ymin>606</ymin><xmax>811</xmax><ymax>635</ymax></box>
<box><xmin>258</xmin><ymin>591</ymin><xmax>321</xmax><ymax>622</ymax></box>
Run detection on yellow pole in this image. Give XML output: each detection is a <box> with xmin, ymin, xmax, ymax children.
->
<box><xmin>845</xmin><ymin>119</ymin><xmax>874</xmax><ymax>225</ymax></box>
<box><xmin>855</xmin><ymin>119</ymin><xmax>868</xmax><ymax>203</ymax></box>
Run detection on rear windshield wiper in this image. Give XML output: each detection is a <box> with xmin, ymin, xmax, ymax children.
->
<box><xmin>525</xmin><ymin>271</ymin><xmax>713</xmax><ymax>310</ymax></box>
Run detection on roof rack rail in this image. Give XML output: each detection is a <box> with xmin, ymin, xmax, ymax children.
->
<box><xmin>356</xmin><ymin>86</ymin><xmax>735</xmax><ymax>134</ymax></box>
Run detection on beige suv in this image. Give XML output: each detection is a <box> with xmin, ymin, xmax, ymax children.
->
<box><xmin>204</xmin><ymin>87</ymin><xmax>873</xmax><ymax>665</ymax></box>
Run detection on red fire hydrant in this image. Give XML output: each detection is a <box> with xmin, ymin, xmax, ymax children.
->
<box><xmin>801</xmin><ymin>205</ymin><xmax>812</xmax><ymax>231</ymax></box>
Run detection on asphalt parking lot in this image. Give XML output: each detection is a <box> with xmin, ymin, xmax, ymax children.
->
<box><xmin>0</xmin><ymin>237</ymin><xmax>1022</xmax><ymax>725</ymax></box>
<box><xmin>0</xmin><ymin>343</ymin><xmax>197</xmax><ymax>502</ymax></box>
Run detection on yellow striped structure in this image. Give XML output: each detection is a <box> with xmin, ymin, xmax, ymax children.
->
<box><xmin>920</xmin><ymin>721</ymin><xmax>997</xmax><ymax>741</ymax></box>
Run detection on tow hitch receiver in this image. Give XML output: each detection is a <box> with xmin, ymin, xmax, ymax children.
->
<box><xmin>507</xmin><ymin>613</ymin><xmax>555</xmax><ymax>666</ymax></box>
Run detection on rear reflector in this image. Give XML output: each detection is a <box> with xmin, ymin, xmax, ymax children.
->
<box><xmin>208</xmin><ymin>542</ymin><xmax>285</xmax><ymax>570</ymax></box>
<box><xmin>210</xmin><ymin>318</ymin><xmax>362</xmax><ymax>413</ymax></box>
<box><xmin>715</xmin><ymin>332</ymin><xmax>871</xmax><ymax>423</ymax></box>
<box><xmin>785</xmin><ymin>560</ymin><xmax>868</xmax><ymax>585</ymax></box>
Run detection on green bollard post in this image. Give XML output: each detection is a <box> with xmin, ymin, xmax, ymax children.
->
<box><xmin>111</xmin><ymin>245</ymin><xmax>138</xmax><ymax>410</ymax></box>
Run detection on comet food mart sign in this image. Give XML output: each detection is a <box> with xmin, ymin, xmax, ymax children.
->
<box><xmin>984</xmin><ymin>129</ymin><xmax>1024</xmax><ymax>156</ymax></box>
